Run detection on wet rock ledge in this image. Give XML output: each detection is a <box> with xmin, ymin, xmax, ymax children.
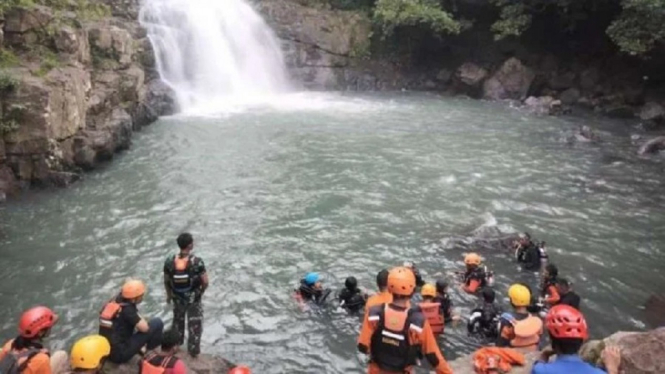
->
<box><xmin>0</xmin><ymin>0</ymin><xmax>176</xmax><ymax>201</ymax></box>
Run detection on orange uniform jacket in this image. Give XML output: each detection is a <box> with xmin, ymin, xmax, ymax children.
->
<box><xmin>0</xmin><ymin>340</ymin><xmax>51</xmax><ymax>374</ymax></box>
<box><xmin>357</xmin><ymin>303</ymin><xmax>453</xmax><ymax>374</ymax></box>
<box><xmin>364</xmin><ymin>291</ymin><xmax>393</xmax><ymax>319</ymax></box>
<box><xmin>462</xmin><ymin>279</ymin><xmax>482</xmax><ymax>294</ymax></box>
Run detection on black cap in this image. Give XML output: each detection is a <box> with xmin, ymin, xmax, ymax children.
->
<box><xmin>345</xmin><ymin>276</ymin><xmax>358</xmax><ymax>290</ymax></box>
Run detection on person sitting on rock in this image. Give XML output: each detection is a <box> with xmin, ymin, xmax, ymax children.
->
<box><xmin>98</xmin><ymin>279</ymin><xmax>164</xmax><ymax>364</ymax></box>
<box><xmin>68</xmin><ymin>335</ymin><xmax>110</xmax><ymax>374</ymax></box>
<box><xmin>460</xmin><ymin>253</ymin><xmax>493</xmax><ymax>294</ymax></box>
<box><xmin>468</xmin><ymin>287</ymin><xmax>502</xmax><ymax>340</ymax></box>
<box><xmin>533</xmin><ymin>305</ymin><xmax>621</xmax><ymax>374</ymax></box>
<box><xmin>337</xmin><ymin>276</ymin><xmax>368</xmax><ymax>313</ymax></box>
<box><xmin>0</xmin><ymin>306</ymin><xmax>68</xmax><ymax>374</ymax></box>
<box><xmin>295</xmin><ymin>272</ymin><xmax>331</xmax><ymax>306</ymax></box>
<box><xmin>497</xmin><ymin>284</ymin><xmax>543</xmax><ymax>352</ymax></box>
<box><xmin>139</xmin><ymin>329</ymin><xmax>187</xmax><ymax>374</ymax></box>
<box><xmin>556</xmin><ymin>278</ymin><xmax>581</xmax><ymax>310</ymax></box>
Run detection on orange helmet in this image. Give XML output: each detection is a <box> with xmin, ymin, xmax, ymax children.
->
<box><xmin>228</xmin><ymin>366</ymin><xmax>251</xmax><ymax>374</ymax></box>
<box><xmin>121</xmin><ymin>279</ymin><xmax>146</xmax><ymax>299</ymax></box>
<box><xmin>19</xmin><ymin>306</ymin><xmax>58</xmax><ymax>338</ymax></box>
<box><xmin>387</xmin><ymin>267</ymin><xmax>416</xmax><ymax>296</ymax></box>
<box><xmin>464</xmin><ymin>253</ymin><xmax>482</xmax><ymax>266</ymax></box>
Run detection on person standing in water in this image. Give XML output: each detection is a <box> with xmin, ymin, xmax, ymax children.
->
<box><xmin>358</xmin><ymin>267</ymin><xmax>453</xmax><ymax>374</ymax></box>
<box><xmin>164</xmin><ymin>233</ymin><xmax>208</xmax><ymax>357</ymax></box>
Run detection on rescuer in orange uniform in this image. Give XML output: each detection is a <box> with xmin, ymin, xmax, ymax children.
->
<box><xmin>357</xmin><ymin>267</ymin><xmax>453</xmax><ymax>374</ymax></box>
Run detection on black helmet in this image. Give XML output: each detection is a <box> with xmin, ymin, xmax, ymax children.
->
<box><xmin>435</xmin><ymin>279</ymin><xmax>448</xmax><ymax>293</ymax></box>
<box><xmin>345</xmin><ymin>276</ymin><xmax>358</xmax><ymax>290</ymax></box>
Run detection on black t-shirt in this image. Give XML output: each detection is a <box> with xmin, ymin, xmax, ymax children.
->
<box><xmin>558</xmin><ymin>291</ymin><xmax>581</xmax><ymax>310</ymax></box>
<box><xmin>112</xmin><ymin>297</ymin><xmax>141</xmax><ymax>348</ymax></box>
<box><xmin>434</xmin><ymin>294</ymin><xmax>453</xmax><ymax>322</ymax></box>
<box><xmin>521</xmin><ymin>244</ymin><xmax>541</xmax><ymax>270</ymax></box>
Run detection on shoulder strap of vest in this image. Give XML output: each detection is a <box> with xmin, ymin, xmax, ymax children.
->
<box><xmin>16</xmin><ymin>348</ymin><xmax>44</xmax><ymax>372</ymax></box>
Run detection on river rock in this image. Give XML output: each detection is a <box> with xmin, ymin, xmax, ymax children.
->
<box><xmin>559</xmin><ymin>88</ymin><xmax>581</xmax><ymax>105</ymax></box>
<box><xmin>581</xmin><ymin>329</ymin><xmax>665</xmax><ymax>373</ymax></box>
<box><xmin>604</xmin><ymin>105</ymin><xmax>634</xmax><ymax>119</ymax></box>
<box><xmin>436</xmin><ymin>68</ymin><xmax>453</xmax><ymax>83</ymax></box>
<box><xmin>483</xmin><ymin>57</ymin><xmax>535</xmax><ymax>101</ymax></box>
<box><xmin>549</xmin><ymin>71</ymin><xmax>576</xmax><ymax>90</ymax></box>
<box><xmin>54</xmin><ymin>26</ymin><xmax>91</xmax><ymax>65</ymax></box>
<box><xmin>456</xmin><ymin>62</ymin><xmax>488</xmax><ymax>87</ymax></box>
<box><xmin>524</xmin><ymin>96</ymin><xmax>561</xmax><ymax>115</ymax></box>
<box><xmin>638</xmin><ymin>136</ymin><xmax>665</xmax><ymax>155</ymax></box>
<box><xmin>102</xmin><ymin>353</ymin><xmax>235</xmax><ymax>374</ymax></box>
<box><xmin>644</xmin><ymin>294</ymin><xmax>665</xmax><ymax>328</ymax></box>
<box><xmin>638</xmin><ymin>102</ymin><xmax>665</xmax><ymax>123</ymax></box>
<box><xmin>580</xmin><ymin>67</ymin><xmax>600</xmax><ymax>91</ymax></box>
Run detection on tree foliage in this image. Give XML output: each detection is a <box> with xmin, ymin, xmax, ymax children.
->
<box><xmin>372</xmin><ymin>0</ymin><xmax>461</xmax><ymax>38</ymax></box>
<box><xmin>607</xmin><ymin>0</ymin><xmax>665</xmax><ymax>55</ymax></box>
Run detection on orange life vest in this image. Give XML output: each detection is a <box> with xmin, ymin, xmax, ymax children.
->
<box><xmin>504</xmin><ymin>314</ymin><xmax>542</xmax><ymax>351</ymax></box>
<box><xmin>99</xmin><ymin>300</ymin><xmax>127</xmax><ymax>330</ymax></box>
<box><xmin>140</xmin><ymin>353</ymin><xmax>177</xmax><ymax>374</ymax></box>
<box><xmin>171</xmin><ymin>256</ymin><xmax>193</xmax><ymax>293</ymax></box>
<box><xmin>368</xmin><ymin>305</ymin><xmax>421</xmax><ymax>372</ymax></box>
<box><xmin>419</xmin><ymin>302</ymin><xmax>444</xmax><ymax>335</ymax></box>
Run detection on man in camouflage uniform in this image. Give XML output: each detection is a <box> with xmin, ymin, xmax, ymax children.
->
<box><xmin>164</xmin><ymin>233</ymin><xmax>208</xmax><ymax>357</ymax></box>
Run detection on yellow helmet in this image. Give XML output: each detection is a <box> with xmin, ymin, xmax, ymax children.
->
<box><xmin>421</xmin><ymin>283</ymin><xmax>436</xmax><ymax>298</ymax></box>
<box><xmin>70</xmin><ymin>335</ymin><xmax>111</xmax><ymax>370</ymax></box>
<box><xmin>508</xmin><ymin>284</ymin><xmax>531</xmax><ymax>307</ymax></box>
<box><xmin>464</xmin><ymin>252</ymin><xmax>482</xmax><ymax>266</ymax></box>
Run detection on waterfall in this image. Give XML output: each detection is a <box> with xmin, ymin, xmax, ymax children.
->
<box><xmin>139</xmin><ymin>0</ymin><xmax>291</xmax><ymax>112</ymax></box>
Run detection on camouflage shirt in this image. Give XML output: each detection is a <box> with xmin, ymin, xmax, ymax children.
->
<box><xmin>164</xmin><ymin>254</ymin><xmax>207</xmax><ymax>300</ymax></box>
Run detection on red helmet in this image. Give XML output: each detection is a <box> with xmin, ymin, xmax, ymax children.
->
<box><xmin>19</xmin><ymin>306</ymin><xmax>58</xmax><ymax>338</ymax></box>
<box><xmin>545</xmin><ymin>305</ymin><xmax>588</xmax><ymax>339</ymax></box>
<box><xmin>228</xmin><ymin>366</ymin><xmax>251</xmax><ymax>374</ymax></box>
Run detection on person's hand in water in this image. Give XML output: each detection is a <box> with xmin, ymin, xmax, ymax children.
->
<box><xmin>601</xmin><ymin>346</ymin><xmax>621</xmax><ymax>374</ymax></box>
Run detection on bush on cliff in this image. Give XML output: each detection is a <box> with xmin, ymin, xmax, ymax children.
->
<box><xmin>373</xmin><ymin>0</ymin><xmax>461</xmax><ymax>38</ymax></box>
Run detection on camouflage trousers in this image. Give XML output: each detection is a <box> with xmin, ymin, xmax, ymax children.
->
<box><xmin>172</xmin><ymin>298</ymin><xmax>203</xmax><ymax>355</ymax></box>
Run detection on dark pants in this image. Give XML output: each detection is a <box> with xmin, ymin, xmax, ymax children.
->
<box><xmin>173</xmin><ymin>299</ymin><xmax>203</xmax><ymax>355</ymax></box>
<box><xmin>109</xmin><ymin>318</ymin><xmax>164</xmax><ymax>363</ymax></box>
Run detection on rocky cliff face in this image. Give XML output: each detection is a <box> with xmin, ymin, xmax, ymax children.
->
<box><xmin>0</xmin><ymin>0</ymin><xmax>174</xmax><ymax>200</ymax></box>
<box><xmin>257</xmin><ymin>0</ymin><xmax>665</xmax><ymax>127</ymax></box>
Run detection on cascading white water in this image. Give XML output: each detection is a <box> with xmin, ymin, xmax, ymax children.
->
<box><xmin>139</xmin><ymin>0</ymin><xmax>291</xmax><ymax>112</ymax></box>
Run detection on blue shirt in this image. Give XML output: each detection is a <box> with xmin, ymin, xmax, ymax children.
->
<box><xmin>531</xmin><ymin>355</ymin><xmax>606</xmax><ymax>374</ymax></box>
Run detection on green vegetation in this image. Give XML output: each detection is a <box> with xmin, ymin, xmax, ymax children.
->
<box><xmin>35</xmin><ymin>50</ymin><xmax>60</xmax><ymax>77</ymax></box>
<box><xmin>316</xmin><ymin>0</ymin><xmax>665</xmax><ymax>57</ymax></box>
<box><xmin>373</xmin><ymin>0</ymin><xmax>461</xmax><ymax>39</ymax></box>
<box><xmin>0</xmin><ymin>72</ymin><xmax>19</xmax><ymax>94</ymax></box>
<box><xmin>0</xmin><ymin>50</ymin><xmax>20</xmax><ymax>69</ymax></box>
<box><xmin>0</xmin><ymin>73</ymin><xmax>22</xmax><ymax>136</ymax></box>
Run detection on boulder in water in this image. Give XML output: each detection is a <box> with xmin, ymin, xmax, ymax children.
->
<box><xmin>455</xmin><ymin>63</ymin><xmax>488</xmax><ymax>87</ymax></box>
<box><xmin>644</xmin><ymin>293</ymin><xmax>665</xmax><ymax>328</ymax></box>
<box><xmin>638</xmin><ymin>102</ymin><xmax>665</xmax><ymax>123</ymax></box>
<box><xmin>559</xmin><ymin>88</ymin><xmax>581</xmax><ymax>105</ymax></box>
<box><xmin>524</xmin><ymin>96</ymin><xmax>561</xmax><ymax>116</ymax></box>
<box><xmin>483</xmin><ymin>57</ymin><xmax>535</xmax><ymax>101</ymax></box>
<box><xmin>638</xmin><ymin>136</ymin><xmax>665</xmax><ymax>155</ymax></box>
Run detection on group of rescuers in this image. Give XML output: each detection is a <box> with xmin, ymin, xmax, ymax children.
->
<box><xmin>0</xmin><ymin>232</ymin><xmax>622</xmax><ymax>374</ymax></box>
<box><xmin>0</xmin><ymin>233</ymin><xmax>250</xmax><ymax>374</ymax></box>
<box><xmin>294</xmin><ymin>233</ymin><xmax>623</xmax><ymax>374</ymax></box>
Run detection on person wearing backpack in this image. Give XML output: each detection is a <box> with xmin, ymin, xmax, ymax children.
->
<box><xmin>139</xmin><ymin>330</ymin><xmax>187</xmax><ymax>374</ymax></box>
<box><xmin>0</xmin><ymin>306</ymin><xmax>68</xmax><ymax>374</ymax></box>
<box><xmin>164</xmin><ymin>233</ymin><xmax>208</xmax><ymax>357</ymax></box>
<box><xmin>496</xmin><ymin>284</ymin><xmax>543</xmax><ymax>352</ymax></box>
<box><xmin>98</xmin><ymin>279</ymin><xmax>164</xmax><ymax>364</ymax></box>
<box><xmin>357</xmin><ymin>266</ymin><xmax>453</xmax><ymax>374</ymax></box>
<box><xmin>68</xmin><ymin>335</ymin><xmax>110</xmax><ymax>373</ymax></box>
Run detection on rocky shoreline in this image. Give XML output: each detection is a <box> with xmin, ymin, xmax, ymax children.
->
<box><xmin>0</xmin><ymin>0</ymin><xmax>176</xmax><ymax>201</ymax></box>
<box><xmin>2</xmin><ymin>0</ymin><xmax>665</xmax><ymax>201</ymax></box>
<box><xmin>97</xmin><ymin>327</ymin><xmax>664</xmax><ymax>373</ymax></box>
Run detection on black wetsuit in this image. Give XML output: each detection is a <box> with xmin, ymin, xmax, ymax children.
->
<box><xmin>338</xmin><ymin>287</ymin><xmax>366</xmax><ymax>312</ymax></box>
